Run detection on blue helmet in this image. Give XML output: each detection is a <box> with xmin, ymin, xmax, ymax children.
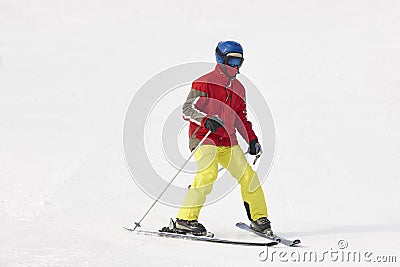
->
<box><xmin>215</xmin><ymin>41</ymin><xmax>244</xmax><ymax>68</ymax></box>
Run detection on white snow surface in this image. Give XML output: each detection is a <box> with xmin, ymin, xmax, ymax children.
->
<box><xmin>1</xmin><ymin>0</ymin><xmax>400</xmax><ymax>266</ymax></box>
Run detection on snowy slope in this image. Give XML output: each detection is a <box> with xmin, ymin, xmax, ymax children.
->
<box><xmin>1</xmin><ymin>0</ymin><xmax>400</xmax><ymax>266</ymax></box>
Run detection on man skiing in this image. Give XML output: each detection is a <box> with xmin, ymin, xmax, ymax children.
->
<box><xmin>174</xmin><ymin>41</ymin><xmax>272</xmax><ymax>236</ymax></box>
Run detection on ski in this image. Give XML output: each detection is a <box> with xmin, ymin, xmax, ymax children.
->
<box><xmin>236</xmin><ymin>222</ymin><xmax>301</xmax><ymax>247</ymax></box>
<box><xmin>123</xmin><ymin>227</ymin><xmax>278</xmax><ymax>247</ymax></box>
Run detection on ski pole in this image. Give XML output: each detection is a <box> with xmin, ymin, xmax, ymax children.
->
<box><xmin>253</xmin><ymin>154</ymin><xmax>261</xmax><ymax>165</ymax></box>
<box><xmin>132</xmin><ymin>130</ymin><xmax>212</xmax><ymax>231</ymax></box>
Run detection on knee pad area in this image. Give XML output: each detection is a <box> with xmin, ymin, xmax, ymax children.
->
<box><xmin>190</xmin><ymin>183</ymin><xmax>214</xmax><ymax>196</ymax></box>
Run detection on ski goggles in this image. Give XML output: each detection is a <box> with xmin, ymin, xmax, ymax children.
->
<box><xmin>216</xmin><ymin>48</ymin><xmax>244</xmax><ymax>68</ymax></box>
<box><xmin>225</xmin><ymin>53</ymin><xmax>244</xmax><ymax>68</ymax></box>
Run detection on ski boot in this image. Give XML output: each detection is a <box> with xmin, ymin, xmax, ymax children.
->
<box><xmin>250</xmin><ymin>217</ymin><xmax>274</xmax><ymax>237</ymax></box>
<box><xmin>160</xmin><ymin>218</ymin><xmax>209</xmax><ymax>236</ymax></box>
<box><xmin>174</xmin><ymin>218</ymin><xmax>208</xmax><ymax>236</ymax></box>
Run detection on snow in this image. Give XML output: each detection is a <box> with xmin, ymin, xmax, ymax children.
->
<box><xmin>1</xmin><ymin>0</ymin><xmax>400</xmax><ymax>266</ymax></box>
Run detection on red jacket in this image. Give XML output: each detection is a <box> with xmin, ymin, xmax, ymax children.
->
<box><xmin>182</xmin><ymin>64</ymin><xmax>258</xmax><ymax>151</ymax></box>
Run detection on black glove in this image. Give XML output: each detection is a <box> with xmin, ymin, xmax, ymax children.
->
<box><xmin>249</xmin><ymin>139</ymin><xmax>262</xmax><ymax>155</ymax></box>
<box><xmin>204</xmin><ymin>116</ymin><xmax>224</xmax><ymax>132</ymax></box>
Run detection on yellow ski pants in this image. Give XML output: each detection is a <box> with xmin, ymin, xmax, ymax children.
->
<box><xmin>177</xmin><ymin>145</ymin><xmax>268</xmax><ymax>221</ymax></box>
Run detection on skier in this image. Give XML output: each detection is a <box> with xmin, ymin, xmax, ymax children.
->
<box><xmin>174</xmin><ymin>41</ymin><xmax>272</xmax><ymax>236</ymax></box>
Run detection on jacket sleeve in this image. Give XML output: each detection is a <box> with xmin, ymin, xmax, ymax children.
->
<box><xmin>235</xmin><ymin>94</ymin><xmax>258</xmax><ymax>144</ymax></box>
<box><xmin>182</xmin><ymin>83</ymin><xmax>208</xmax><ymax>126</ymax></box>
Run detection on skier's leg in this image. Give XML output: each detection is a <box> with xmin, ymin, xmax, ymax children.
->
<box><xmin>176</xmin><ymin>145</ymin><xmax>219</xmax><ymax>221</ymax></box>
<box><xmin>218</xmin><ymin>145</ymin><xmax>268</xmax><ymax>221</ymax></box>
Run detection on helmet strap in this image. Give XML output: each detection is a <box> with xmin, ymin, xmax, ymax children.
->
<box><xmin>215</xmin><ymin>46</ymin><xmax>226</xmax><ymax>61</ymax></box>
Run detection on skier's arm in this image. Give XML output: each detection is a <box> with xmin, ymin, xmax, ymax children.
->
<box><xmin>235</xmin><ymin>95</ymin><xmax>258</xmax><ymax>144</ymax></box>
<box><xmin>182</xmin><ymin>87</ymin><xmax>208</xmax><ymax>126</ymax></box>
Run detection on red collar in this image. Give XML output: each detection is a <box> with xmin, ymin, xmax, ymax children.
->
<box><xmin>214</xmin><ymin>64</ymin><xmax>238</xmax><ymax>80</ymax></box>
